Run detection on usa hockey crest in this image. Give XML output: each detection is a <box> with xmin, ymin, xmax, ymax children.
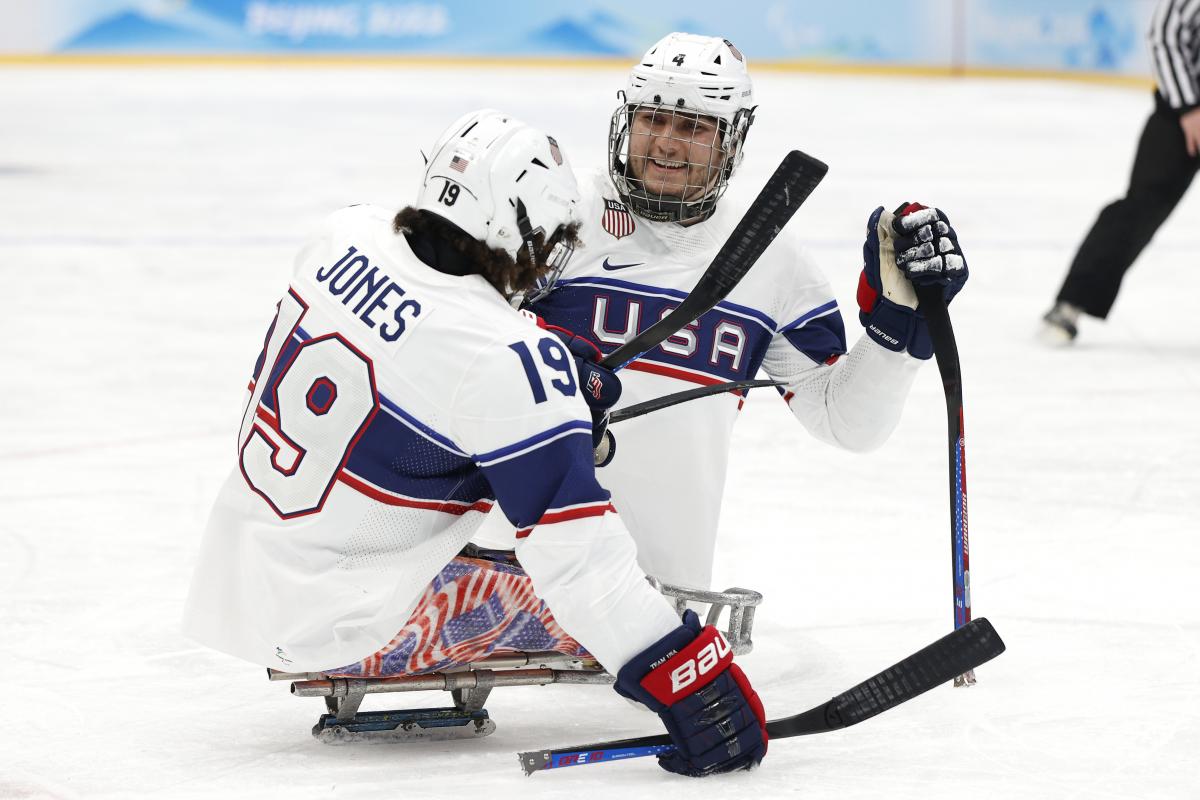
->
<box><xmin>602</xmin><ymin>199</ymin><xmax>635</xmax><ymax>240</ymax></box>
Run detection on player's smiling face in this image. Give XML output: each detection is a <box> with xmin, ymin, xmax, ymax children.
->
<box><xmin>627</xmin><ymin>107</ymin><xmax>723</xmax><ymax>201</ymax></box>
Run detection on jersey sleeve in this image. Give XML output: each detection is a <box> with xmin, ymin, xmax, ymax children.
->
<box><xmin>763</xmin><ymin>233</ymin><xmax>848</xmax><ymax>367</ymax></box>
<box><xmin>450</xmin><ymin>331</ymin><xmax>608</xmax><ymax>533</ymax></box>
<box><xmin>759</xmin><ymin>235</ymin><xmax>922</xmax><ymax>452</ymax></box>
<box><xmin>451</xmin><ymin>330</ymin><xmax>680</xmax><ymax>673</ymax></box>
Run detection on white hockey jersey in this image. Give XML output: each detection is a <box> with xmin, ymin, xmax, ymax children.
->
<box><xmin>182</xmin><ymin>204</ymin><xmax>680</xmax><ymax>675</ymax></box>
<box><xmin>475</xmin><ymin>170</ymin><xmax>922</xmax><ymax>589</ymax></box>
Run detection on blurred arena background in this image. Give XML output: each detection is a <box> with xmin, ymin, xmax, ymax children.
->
<box><xmin>0</xmin><ymin>1</ymin><xmax>1166</xmax><ymax>84</ymax></box>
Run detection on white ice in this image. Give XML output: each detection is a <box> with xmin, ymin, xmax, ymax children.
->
<box><xmin>1</xmin><ymin>63</ymin><xmax>1198</xmax><ymax>799</ymax></box>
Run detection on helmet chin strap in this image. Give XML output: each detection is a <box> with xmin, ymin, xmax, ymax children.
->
<box><xmin>622</xmin><ymin>157</ymin><xmax>725</xmax><ymax>223</ymax></box>
<box><xmin>623</xmin><ymin>185</ymin><xmax>716</xmax><ymax>224</ymax></box>
<box><xmin>514</xmin><ymin>197</ymin><xmax>576</xmax><ymax>304</ymax></box>
<box><xmin>514</xmin><ymin>197</ymin><xmax>539</xmax><ymax>265</ymax></box>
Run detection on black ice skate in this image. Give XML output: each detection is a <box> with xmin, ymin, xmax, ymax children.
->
<box><xmin>1039</xmin><ymin>301</ymin><xmax>1081</xmax><ymax>345</ymax></box>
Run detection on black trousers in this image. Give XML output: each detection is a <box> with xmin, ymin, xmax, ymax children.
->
<box><xmin>1057</xmin><ymin>93</ymin><xmax>1199</xmax><ymax>318</ymax></box>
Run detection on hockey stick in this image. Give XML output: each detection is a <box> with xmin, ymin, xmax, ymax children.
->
<box><xmin>518</xmin><ymin>617</ymin><xmax>1005</xmax><ymax>775</ymax></box>
<box><xmin>599</xmin><ymin>150</ymin><xmax>828</xmax><ymax>371</ymax></box>
<box><xmin>914</xmin><ymin>285</ymin><xmax>974</xmax><ymax>687</ymax></box>
<box><xmin>609</xmin><ymin>379</ymin><xmax>785</xmax><ymax>425</ymax></box>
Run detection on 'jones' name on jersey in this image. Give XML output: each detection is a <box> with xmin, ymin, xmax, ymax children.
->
<box><xmin>315</xmin><ymin>246</ymin><xmax>422</xmax><ymax>342</ymax></box>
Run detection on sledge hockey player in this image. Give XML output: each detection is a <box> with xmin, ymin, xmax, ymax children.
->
<box><xmin>183</xmin><ymin>110</ymin><xmax>767</xmax><ymax>776</ymax></box>
<box><xmin>475</xmin><ymin>32</ymin><xmax>970</xmax><ymax>591</ymax></box>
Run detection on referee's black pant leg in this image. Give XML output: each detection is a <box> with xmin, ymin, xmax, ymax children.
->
<box><xmin>1057</xmin><ymin>98</ymin><xmax>1199</xmax><ymax>319</ymax></box>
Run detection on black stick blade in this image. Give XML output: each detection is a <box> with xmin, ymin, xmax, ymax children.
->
<box><xmin>703</xmin><ymin>149</ymin><xmax>828</xmax><ymax>296</ymax></box>
<box><xmin>767</xmin><ymin>617</ymin><xmax>1005</xmax><ymax>739</ymax></box>
<box><xmin>514</xmin><ymin>618</ymin><xmax>1006</xmax><ymax>774</ymax></box>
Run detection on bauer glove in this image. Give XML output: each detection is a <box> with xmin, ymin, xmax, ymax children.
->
<box><xmin>857</xmin><ymin>202</ymin><xmax>968</xmax><ymax>359</ymax></box>
<box><xmin>614</xmin><ymin>610</ymin><xmax>768</xmax><ymax>777</ymax></box>
<box><xmin>542</xmin><ymin>324</ymin><xmax>621</xmax><ymax>467</ymax></box>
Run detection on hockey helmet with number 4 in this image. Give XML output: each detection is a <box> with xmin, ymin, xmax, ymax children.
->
<box><xmin>609</xmin><ymin>32</ymin><xmax>757</xmax><ymax>222</ymax></box>
<box><xmin>417</xmin><ymin>109</ymin><xmax>580</xmax><ymax>296</ymax></box>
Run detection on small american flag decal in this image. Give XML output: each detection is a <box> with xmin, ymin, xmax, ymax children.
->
<box><xmin>547</xmin><ymin>136</ymin><xmax>563</xmax><ymax>166</ymax></box>
<box><xmin>450</xmin><ymin>155</ymin><xmax>469</xmax><ymax>173</ymax></box>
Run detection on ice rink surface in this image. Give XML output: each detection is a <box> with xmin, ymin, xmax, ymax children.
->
<box><xmin>1</xmin><ymin>61</ymin><xmax>1198</xmax><ymax>799</ymax></box>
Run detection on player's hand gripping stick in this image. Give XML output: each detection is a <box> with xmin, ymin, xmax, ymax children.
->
<box><xmin>612</xmin><ymin>610</ymin><xmax>768</xmax><ymax>777</ymax></box>
<box><xmin>541</xmin><ymin>324</ymin><xmax>622</xmax><ymax>466</ymax></box>
<box><xmin>857</xmin><ymin>203</ymin><xmax>968</xmax><ymax>359</ymax></box>
<box><xmin>519</xmin><ymin>618</ymin><xmax>1005</xmax><ymax>774</ymax></box>
<box><xmin>876</xmin><ymin>201</ymin><xmax>974</xmax><ymax>684</ymax></box>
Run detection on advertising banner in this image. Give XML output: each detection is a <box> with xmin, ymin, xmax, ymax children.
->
<box><xmin>0</xmin><ymin>0</ymin><xmax>1165</xmax><ymax>77</ymax></box>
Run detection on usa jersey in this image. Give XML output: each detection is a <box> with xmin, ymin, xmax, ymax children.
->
<box><xmin>475</xmin><ymin>170</ymin><xmax>922</xmax><ymax>589</ymax></box>
<box><xmin>182</xmin><ymin>204</ymin><xmax>680</xmax><ymax>674</ymax></box>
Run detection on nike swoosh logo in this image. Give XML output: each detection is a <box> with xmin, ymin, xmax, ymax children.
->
<box><xmin>602</xmin><ymin>257</ymin><xmax>644</xmax><ymax>271</ymax></box>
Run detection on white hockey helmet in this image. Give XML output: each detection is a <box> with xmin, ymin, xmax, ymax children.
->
<box><xmin>609</xmin><ymin>32</ymin><xmax>757</xmax><ymax>223</ymax></box>
<box><xmin>417</xmin><ymin>109</ymin><xmax>580</xmax><ymax>294</ymax></box>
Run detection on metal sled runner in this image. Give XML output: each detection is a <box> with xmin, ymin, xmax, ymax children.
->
<box><xmin>269</xmin><ymin>581</ymin><xmax>763</xmax><ymax>744</ymax></box>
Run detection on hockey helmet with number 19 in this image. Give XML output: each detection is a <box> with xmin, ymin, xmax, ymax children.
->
<box><xmin>417</xmin><ymin>109</ymin><xmax>581</xmax><ymax>300</ymax></box>
<box><xmin>609</xmin><ymin>32</ymin><xmax>757</xmax><ymax>223</ymax></box>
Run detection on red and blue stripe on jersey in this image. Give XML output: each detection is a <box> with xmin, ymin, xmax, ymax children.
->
<box><xmin>474</xmin><ymin>420</ymin><xmax>615</xmax><ymax>536</ymax></box>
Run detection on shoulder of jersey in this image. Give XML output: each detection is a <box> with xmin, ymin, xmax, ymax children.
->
<box><xmin>769</xmin><ymin>213</ymin><xmax>818</xmax><ymax>268</ymax></box>
<box><xmin>571</xmin><ymin>167</ymin><xmax>645</xmax><ymax>247</ymax></box>
<box><xmin>303</xmin><ymin>203</ymin><xmax>539</xmax><ymax>343</ymax></box>
<box><xmin>453</xmin><ymin>311</ymin><xmax>572</xmax><ymax>414</ymax></box>
<box><xmin>481</xmin><ymin>304</ymin><xmax>548</xmax><ymax>344</ymax></box>
<box><xmin>573</xmin><ymin>167</ymin><xmax>613</xmax><ymax>194</ymax></box>
<box><xmin>722</xmin><ymin>196</ymin><xmax>822</xmax><ymax>284</ymax></box>
<box><xmin>572</xmin><ymin>168</ymin><xmax>618</xmax><ymax>217</ymax></box>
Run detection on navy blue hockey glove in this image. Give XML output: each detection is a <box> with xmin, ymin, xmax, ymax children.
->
<box><xmin>615</xmin><ymin>610</ymin><xmax>768</xmax><ymax>777</ymax></box>
<box><xmin>541</xmin><ymin>324</ymin><xmax>621</xmax><ymax>467</ymax></box>
<box><xmin>857</xmin><ymin>202</ymin><xmax>968</xmax><ymax>359</ymax></box>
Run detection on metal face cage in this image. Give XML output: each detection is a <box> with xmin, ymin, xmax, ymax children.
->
<box><xmin>608</xmin><ymin>96</ymin><xmax>754</xmax><ymax>223</ymax></box>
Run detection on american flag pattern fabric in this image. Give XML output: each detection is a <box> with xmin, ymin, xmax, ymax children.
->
<box><xmin>602</xmin><ymin>199</ymin><xmax>635</xmax><ymax>239</ymax></box>
<box><xmin>328</xmin><ymin>555</ymin><xmax>586</xmax><ymax>677</ymax></box>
